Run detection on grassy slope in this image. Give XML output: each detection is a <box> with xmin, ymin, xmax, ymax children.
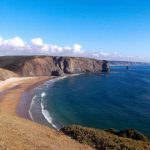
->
<box><xmin>0</xmin><ymin>114</ymin><xmax>93</xmax><ymax>150</ymax></box>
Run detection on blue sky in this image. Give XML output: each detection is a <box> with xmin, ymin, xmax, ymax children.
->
<box><xmin>0</xmin><ymin>0</ymin><xmax>150</xmax><ymax>61</ymax></box>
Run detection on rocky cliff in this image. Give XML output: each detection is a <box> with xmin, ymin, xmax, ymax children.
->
<box><xmin>0</xmin><ymin>56</ymin><xmax>108</xmax><ymax>78</ymax></box>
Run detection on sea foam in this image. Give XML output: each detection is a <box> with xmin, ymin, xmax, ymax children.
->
<box><xmin>41</xmin><ymin>92</ymin><xmax>46</xmax><ymax>97</ymax></box>
<box><xmin>28</xmin><ymin>95</ymin><xmax>37</xmax><ymax>121</ymax></box>
<box><xmin>28</xmin><ymin>74</ymin><xmax>79</xmax><ymax>130</ymax></box>
<box><xmin>41</xmin><ymin>93</ymin><xmax>59</xmax><ymax>130</ymax></box>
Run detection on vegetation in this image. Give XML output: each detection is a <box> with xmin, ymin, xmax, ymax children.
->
<box><xmin>105</xmin><ymin>128</ymin><xmax>148</xmax><ymax>141</ymax></box>
<box><xmin>61</xmin><ymin>125</ymin><xmax>150</xmax><ymax>150</ymax></box>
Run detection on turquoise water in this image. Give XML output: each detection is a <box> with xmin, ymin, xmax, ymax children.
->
<box><xmin>32</xmin><ymin>66</ymin><xmax>150</xmax><ymax>136</ymax></box>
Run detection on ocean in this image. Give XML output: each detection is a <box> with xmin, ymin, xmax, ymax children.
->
<box><xmin>29</xmin><ymin>65</ymin><xmax>150</xmax><ymax>137</ymax></box>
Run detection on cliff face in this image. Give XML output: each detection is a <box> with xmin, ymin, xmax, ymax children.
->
<box><xmin>0</xmin><ymin>56</ymin><xmax>107</xmax><ymax>77</ymax></box>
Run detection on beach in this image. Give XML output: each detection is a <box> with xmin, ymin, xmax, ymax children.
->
<box><xmin>0</xmin><ymin>76</ymin><xmax>93</xmax><ymax>149</ymax></box>
<box><xmin>0</xmin><ymin>76</ymin><xmax>52</xmax><ymax>117</ymax></box>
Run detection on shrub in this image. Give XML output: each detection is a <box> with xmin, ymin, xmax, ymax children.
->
<box><xmin>61</xmin><ymin>125</ymin><xmax>149</xmax><ymax>150</ymax></box>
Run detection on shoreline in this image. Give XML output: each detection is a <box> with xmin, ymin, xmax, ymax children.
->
<box><xmin>0</xmin><ymin>76</ymin><xmax>93</xmax><ymax>150</ymax></box>
<box><xmin>17</xmin><ymin>77</ymin><xmax>54</xmax><ymax>121</ymax></box>
<box><xmin>19</xmin><ymin>74</ymin><xmax>80</xmax><ymax>130</ymax></box>
<box><xmin>0</xmin><ymin>74</ymin><xmax>80</xmax><ymax>131</ymax></box>
<box><xmin>18</xmin><ymin>76</ymin><xmax>62</xmax><ymax>129</ymax></box>
<box><xmin>39</xmin><ymin>74</ymin><xmax>81</xmax><ymax>130</ymax></box>
<box><xmin>0</xmin><ymin>76</ymin><xmax>52</xmax><ymax>116</ymax></box>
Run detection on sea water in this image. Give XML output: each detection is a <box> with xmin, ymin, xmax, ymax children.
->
<box><xmin>29</xmin><ymin>65</ymin><xmax>150</xmax><ymax>137</ymax></box>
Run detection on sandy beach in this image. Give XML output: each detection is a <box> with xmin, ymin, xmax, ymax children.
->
<box><xmin>0</xmin><ymin>76</ymin><xmax>52</xmax><ymax>116</ymax></box>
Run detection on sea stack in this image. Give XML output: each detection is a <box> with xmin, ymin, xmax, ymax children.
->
<box><xmin>102</xmin><ymin>60</ymin><xmax>110</xmax><ymax>72</ymax></box>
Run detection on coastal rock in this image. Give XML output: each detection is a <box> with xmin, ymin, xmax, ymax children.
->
<box><xmin>52</xmin><ymin>69</ymin><xmax>64</xmax><ymax>76</ymax></box>
<box><xmin>102</xmin><ymin>60</ymin><xmax>110</xmax><ymax>72</ymax></box>
<box><xmin>0</xmin><ymin>56</ymin><xmax>108</xmax><ymax>77</ymax></box>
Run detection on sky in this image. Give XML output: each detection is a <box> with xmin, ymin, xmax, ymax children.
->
<box><xmin>0</xmin><ymin>0</ymin><xmax>150</xmax><ymax>61</ymax></box>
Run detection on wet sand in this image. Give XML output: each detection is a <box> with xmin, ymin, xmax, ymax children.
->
<box><xmin>0</xmin><ymin>76</ymin><xmax>53</xmax><ymax>116</ymax></box>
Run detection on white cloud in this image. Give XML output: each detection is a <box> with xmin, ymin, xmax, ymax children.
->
<box><xmin>73</xmin><ymin>44</ymin><xmax>83</xmax><ymax>53</ymax></box>
<box><xmin>41</xmin><ymin>44</ymin><xmax>49</xmax><ymax>52</ymax></box>
<box><xmin>0</xmin><ymin>37</ymin><xmax>3</xmax><ymax>45</ymax></box>
<box><xmin>64</xmin><ymin>46</ymin><xmax>71</xmax><ymax>51</ymax></box>
<box><xmin>6</xmin><ymin>36</ymin><xmax>25</xmax><ymax>47</ymax></box>
<box><xmin>0</xmin><ymin>36</ymin><xmax>85</xmax><ymax>55</ymax></box>
<box><xmin>0</xmin><ymin>36</ymin><xmax>25</xmax><ymax>48</ymax></box>
<box><xmin>70</xmin><ymin>44</ymin><xmax>84</xmax><ymax>54</ymax></box>
<box><xmin>0</xmin><ymin>36</ymin><xmax>148</xmax><ymax>62</ymax></box>
<box><xmin>31</xmin><ymin>38</ymin><xmax>43</xmax><ymax>46</ymax></box>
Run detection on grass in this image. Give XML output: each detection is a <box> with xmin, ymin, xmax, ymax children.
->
<box><xmin>0</xmin><ymin>114</ymin><xmax>92</xmax><ymax>150</ymax></box>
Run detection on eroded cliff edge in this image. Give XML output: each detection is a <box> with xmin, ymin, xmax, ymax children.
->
<box><xmin>0</xmin><ymin>56</ymin><xmax>109</xmax><ymax>79</ymax></box>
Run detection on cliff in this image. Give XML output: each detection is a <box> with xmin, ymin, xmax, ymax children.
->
<box><xmin>0</xmin><ymin>56</ymin><xmax>108</xmax><ymax>79</ymax></box>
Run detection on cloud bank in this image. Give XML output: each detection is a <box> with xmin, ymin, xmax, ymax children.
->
<box><xmin>0</xmin><ymin>36</ymin><xmax>147</xmax><ymax>62</ymax></box>
<box><xmin>0</xmin><ymin>36</ymin><xmax>84</xmax><ymax>55</ymax></box>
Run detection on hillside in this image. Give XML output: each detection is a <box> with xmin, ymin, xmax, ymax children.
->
<box><xmin>61</xmin><ymin>125</ymin><xmax>150</xmax><ymax>150</ymax></box>
<box><xmin>0</xmin><ymin>114</ymin><xmax>93</xmax><ymax>150</ymax></box>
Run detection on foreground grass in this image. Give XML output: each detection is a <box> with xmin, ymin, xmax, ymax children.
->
<box><xmin>0</xmin><ymin>114</ymin><xmax>92</xmax><ymax>150</ymax></box>
<box><xmin>0</xmin><ymin>114</ymin><xmax>150</xmax><ymax>150</ymax></box>
<box><xmin>61</xmin><ymin>125</ymin><xmax>150</xmax><ymax>150</ymax></box>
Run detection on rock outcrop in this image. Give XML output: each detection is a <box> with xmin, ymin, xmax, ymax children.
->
<box><xmin>0</xmin><ymin>56</ymin><xmax>109</xmax><ymax>78</ymax></box>
<box><xmin>102</xmin><ymin>60</ymin><xmax>110</xmax><ymax>72</ymax></box>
